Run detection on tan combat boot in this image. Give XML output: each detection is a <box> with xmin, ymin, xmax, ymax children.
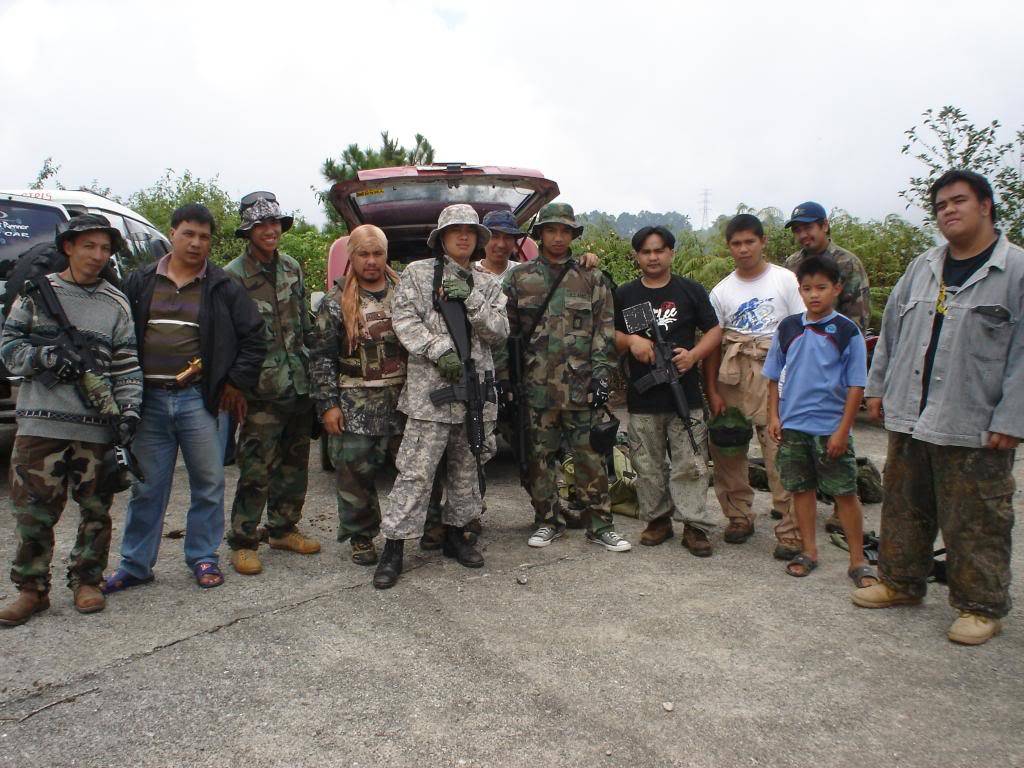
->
<box><xmin>0</xmin><ymin>590</ymin><xmax>50</xmax><ymax>627</ymax></box>
<box><xmin>268</xmin><ymin>531</ymin><xmax>321</xmax><ymax>554</ymax></box>
<box><xmin>231</xmin><ymin>548</ymin><xmax>263</xmax><ymax>575</ymax></box>
<box><xmin>851</xmin><ymin>581</ymin><xmax>921</xmax><ymax>608</ymax></box>
<box><xmin>640</xmin><ymin>516</ymin><xmax>674</xmax><ymax>547</ymax></box>
<box><xmin>73</xmin><ymin>584</ymin><xmax>106</xmax><ymax>614</ymax></box>
<box><xmin>948</xmin><ymin>612</ymin><xmax>1002</xmax><ymax>646</ymax></box>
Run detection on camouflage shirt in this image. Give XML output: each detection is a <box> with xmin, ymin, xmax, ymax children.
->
<box><xmin>785</xmin><ymin>241</ymin><xmax>871</xmax><ymax>331</ymax></box>
<box><xmin>392</xmin><ymin>255</ymin><xmax>508</xmax><ymax>424</ymax></box>
<box><xmin>224</xmin><ymin>248</ymin><xmax>313</xmax><ymax>400</ymax></box>
<box><xmin>495</xmin><ymin>252</ymin><xmax>616</xmax><ymax>411</ymax></box>
<box><xmin>309</xmin><ymin>278</ymin><xmax>406</xmax><ymax>436</ymax></box>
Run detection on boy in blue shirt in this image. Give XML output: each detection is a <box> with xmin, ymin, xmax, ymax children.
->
<box><xmin>763</xmin><ymin>255</ymin><xmax>877</xmax><ymax>586</ymax></box>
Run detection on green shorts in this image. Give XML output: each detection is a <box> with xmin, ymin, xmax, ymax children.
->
<box><xmin>777</xmin><ymin>429</ymin><xmax>858</xmax><ymax>497</ymax></box>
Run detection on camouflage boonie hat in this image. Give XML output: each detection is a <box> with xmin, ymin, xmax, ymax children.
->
<box><xmin>426</xmin><ymin>203</ymin><xmax>491</xmax><ymax>250</ymax></box>
<box><xmin>55</xmin><ymin>213</ymin><xmax>125</xmax><ymax>255</ymax></box>
<box><xmin>530</xmin><ymin>202</ymin><xmax>584</xmax><ymax>240</ymax></box>
<box><xmin>234</xmin><ymin>192</ymin><xmax>294</xmax><ymax>239</ymax></box>
<box><xmin>707</xmin><ymin>406</ymin><xmax>753</xmax><ymax>456</ymax></box>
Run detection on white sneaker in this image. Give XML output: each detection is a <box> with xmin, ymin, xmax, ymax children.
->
<box><xmin>527</xmin><ymin>525</ymin><xmax>564</xmax><ymax>548</ymax></box>
<box><xmin>587</xmin><ymin>530</ymin><xmax>632</xmax><ymax>552</ymax></box>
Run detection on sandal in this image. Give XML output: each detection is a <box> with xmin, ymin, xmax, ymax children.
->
<box><xmin>786</xmin><ymin>553</ymin><xmax>818</xmax><ymax>577</ymax></box>
<box><xmin>193</xmin><ymin>562</ymin><xmax>224</xmax><ymax>589</ymax></box>
<box><xmin>101</xmin><ymin>569</ymin><xmax>155</xmax><ymax>595</ymax></box>
<box><xmin>848</xmin><ymin>564</ymin><xmax>879</xmax><ymax>588</ymax></box>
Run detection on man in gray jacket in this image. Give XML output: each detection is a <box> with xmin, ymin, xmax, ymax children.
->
<box><xmin>853</xmin><ymin>170</ymin><xmax>1022</xmax><ymax>646</ymax></box>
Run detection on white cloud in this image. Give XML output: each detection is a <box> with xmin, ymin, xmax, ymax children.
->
<box><xmin>2</xmin><ymin>0</ymin><xmax>1022</xmax><ymax>229</ymax></box>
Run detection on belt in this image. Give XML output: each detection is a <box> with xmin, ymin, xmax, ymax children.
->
<box><xmin>144</xmin><ymin>378</ymin><xmax>201</xmax><ymax>391</ymax></box>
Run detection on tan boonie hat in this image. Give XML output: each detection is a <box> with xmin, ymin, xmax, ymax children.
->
<box><xmin>426</xmin><ymin>203</ymin><xmax>491</xmax><ymax>250</ymax></box>
<box><xmin>530</xmin><ymin>202</ymin><xmax>584</xmax><ymax>240</ymax></box>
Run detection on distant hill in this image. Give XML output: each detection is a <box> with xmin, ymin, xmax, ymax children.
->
<box><xmin>577</xmin><ymin>210</ymin><xmax>693</xmax><ymax>238</ymax></box>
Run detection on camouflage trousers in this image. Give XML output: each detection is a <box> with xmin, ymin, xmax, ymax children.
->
<box><xmin>381</xmin><ymin>418</ymin><xmax>494</xmax><ymax>540</ymax></box>
<box><xmin>528</xmin><ymin>408</ymin><xmax>613</xmax><ymax>533</ymax></box>
<box><xmin>627</xmin><ymin>411</ymin><xmax>717</xmax><ymax>534</ymax></box>
<box><xmin>8</xmin><ymin>435</ymin><xmax>113</xmax><ymax>593</ymax></box>
<box><xmin>229</xmin><ymin>397</ymin><xmax>313</xmax><ymax>550</ymax></box>
<box><xmin>331</xmin><ymin>432</ymin><xmax>401</xmax><ymax>542</ymax></box>
<box><xmin>879</xmin><ymin>432</ymin><xmax>1016</xmax><ymax>618</ymax></box>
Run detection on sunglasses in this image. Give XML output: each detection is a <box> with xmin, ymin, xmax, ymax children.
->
<box><xmin>240</xmin><ymin>191</ymin><xmax>277</xmax><ymax>210</ymax></box>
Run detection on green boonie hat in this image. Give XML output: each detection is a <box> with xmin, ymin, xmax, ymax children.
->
<box><xmin>707</xmin><ymin>406</ymin><xmax>753</xmax><ymax>455</ymax></box>
<box><xmin>55</xmin><ymin>213</ymin><xmax>125</xmax><ymax>255</ymax></box>
<box><xmin>531</xmin><ymin>202</ymin><xmax>584</xmax><ymax>240</ymax></box>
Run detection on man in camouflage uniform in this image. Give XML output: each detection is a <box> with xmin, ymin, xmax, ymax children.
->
<box><xmin>496</xmin><ymin>203</ymin><xmax>632</xmax><ymax>552</ymax></box>
<box><xmin>784</xmin><ymin>201</ymin><xmax>870</xmax><ymax>330</ymax></box>
<box><xmin>311</xmin><ymin>224</ymin><xmax>406</xmax><ymax>565</ymax></box>
<box><xmin>784</xmin><ymin>201</ymin><xmax>872</xmax><ymax>534</ymax></box>
<box><xmin>224</xmin><ymin>192</ymin><xmax>319</xmax><ymax>576</ymax></box>
<box><xmin>374</xmin><ymin>204</ymin><xmax>509</xmax><ymax>589</ymax></box>
<box><xmin>0</xmin><ymin>215</ymin><xmax>142</xmax><ymax>625</ymax></box>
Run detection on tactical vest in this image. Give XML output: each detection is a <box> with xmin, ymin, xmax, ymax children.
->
<box><xmin>335</xmin><ymin>282</ymin><xmax>407</xmax><ymax>388</ymax></box>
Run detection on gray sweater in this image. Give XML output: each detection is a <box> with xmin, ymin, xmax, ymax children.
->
<box><xmin>1</xmin><ymin>274</ymin><xmax>143</xmax><ymax>444</ymax></box>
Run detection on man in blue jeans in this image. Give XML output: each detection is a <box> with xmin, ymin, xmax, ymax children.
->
<box><xmin>103</xmin><ymin>204</ymin><xmax>265</xmax><ymax>590</ymax></box>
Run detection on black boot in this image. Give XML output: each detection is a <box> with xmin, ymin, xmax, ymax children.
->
<box><xmin>442</xmin><ymin>525</ymin><xmax>484</xmax><ymax>568</ymax></box>
<box><xmin>373</xmin><ymin>538</ymin><xmax>404</xmax><ymax>589</ymax></box>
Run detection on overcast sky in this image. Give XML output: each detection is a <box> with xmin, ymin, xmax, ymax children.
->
<box><xmin>2</xmin><ymin>0</ymin><xmax>1022</xmax><ymax>229</ymax></box>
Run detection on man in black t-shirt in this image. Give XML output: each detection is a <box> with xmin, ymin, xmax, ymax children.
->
<box><xmin>614</xmin><ymin>226</ymin><xmax>723</xmax><ymax>556</ymax></box>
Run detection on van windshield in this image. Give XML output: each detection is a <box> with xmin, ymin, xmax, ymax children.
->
<box><xmin>0</xmin><ymin>200</ymin><xmax>65</xmax><ymax>277</ymax></box>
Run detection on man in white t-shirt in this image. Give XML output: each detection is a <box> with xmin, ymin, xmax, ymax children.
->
<box><xmin>704</xmin><ymin>214</ymin><xmax>805</xmax><ymax>560</ymax></box>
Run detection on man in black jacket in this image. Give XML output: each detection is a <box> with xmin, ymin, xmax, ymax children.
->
<box><xmin>103</xmin><ymin>204</ymin><xmax>265</xmax><ymax>591</ymax></box>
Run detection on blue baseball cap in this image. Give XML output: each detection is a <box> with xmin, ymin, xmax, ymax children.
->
<box><xmin>482</xmin><ymin>210</ymin><xmax>527</xmax><ymax>238</ymax></box>
<box><xmin>785</xmin><ymin>201</ymin><xmax>828</xmax><ymax>228</ymax></box>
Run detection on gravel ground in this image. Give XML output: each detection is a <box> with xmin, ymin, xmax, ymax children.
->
<box><xmin>0</xmin><ymin>418</ymin><xmax>1021</xmax><ymax>768</ymax></box>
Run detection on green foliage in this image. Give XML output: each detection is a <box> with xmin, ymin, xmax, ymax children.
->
<box><xmin>318</xmin><ymin>131</ymin><xmax>435</xmax><ymax>226</ymax></box>
<box><xmin>577</xmin><ymin>210</ymin><xmax>692</xmax><ymax>238</ymax></box>
<box><xmin>127</xmin><ymin>169</ymin><xmax>244</xmax><ymax>270</ymax></box>
<box><xmin>28</xmin><ymin>157</ymin><xmax>63</xmax><ymax>190</ymax></box>
<box><xmin>900</xmin><ymin>105</ymin><xmax>1024</xmax><ymax>243</ymax></box>
<box><xmin>279</xmin><ymin>228</ymin><xmax>335</xmax><ymax>295</ymax></box>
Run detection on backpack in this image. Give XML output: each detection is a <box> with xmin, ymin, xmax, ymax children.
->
<box><xmin>558</xmin><ymin>444</ymin><xmax>639</xmax><ymax>518</ymax></box>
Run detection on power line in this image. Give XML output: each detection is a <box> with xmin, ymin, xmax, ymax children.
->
<box><xmin>700</xmin><ymin>188</ymin><xmax>712</xmax><ymax>230</ymax></box>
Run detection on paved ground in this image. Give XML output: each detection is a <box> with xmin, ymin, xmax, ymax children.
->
<box><xmin>0</xmin><ymin>419</ymin><xmax>1021</xmax><ymax>768</ymax></box>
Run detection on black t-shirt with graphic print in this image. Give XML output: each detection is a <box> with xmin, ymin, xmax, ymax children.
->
<box><xmin>614</xmin><ymin>275</ymin><xmax>719</xmax><ymax>413</ymax></box>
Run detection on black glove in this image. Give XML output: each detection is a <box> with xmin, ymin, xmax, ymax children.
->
<box><xmin>115</xmin><ymin>414</ymin><xmax>141</xmax><ymax>446</ymax></box>
<box><xmin>589</xmin><ymin>378</ymin><xmax>610</xmax><ymax>408</ymax></box>
<box><xmin>38</xmin><ymin>345</ymin><xmax>84</xmax><ymax>383</ymax></box>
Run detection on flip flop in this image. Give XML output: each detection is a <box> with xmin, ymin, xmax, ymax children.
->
<box><xmin>786</xmin><ymin>553</ymin><xmax>818</xmax><ymax>577</ymax></box>
<box><xmin>848</xmin><ymin>564</ymin><xmax>879</xmax><ymax>588</ymax></box>
<box><xmin>193</xmin><ymin>562</ymin><xmax>224</xmax><ymax>589</ymax></box>
<box><xmin>101</xmin><ymin>569</ymin><xmax>155</xmax><ymax>595</ymax></box>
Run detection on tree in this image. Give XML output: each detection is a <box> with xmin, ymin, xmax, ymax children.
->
<box><xmin>900</xmin><ymin>105</ymin><xmax>1024</xmax><ymax>242</ymax></box>
<box><xmin>127</xmin><ymin>169</ymin><xmax>245</xmax><ymax>270</ymax></box>
<box><xmin>28</xmin><ymin>157</ymin><xmax>63</xmax><ymax>190</ymax></box>
<box><xmin>318</xmin><ymin>132</ymin><xmax>435</xmax><ymax>226</ymax></box>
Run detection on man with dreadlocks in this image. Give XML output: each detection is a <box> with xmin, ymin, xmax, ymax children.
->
<box><xmin>372</xmin><ymin>204</ymin><xmax>508</xmax><ymax>589</ymax></box>
<box><xmin>311</xmin><ymin>225</ymin><xmax>408</xmax><ymax>566</ymax></box>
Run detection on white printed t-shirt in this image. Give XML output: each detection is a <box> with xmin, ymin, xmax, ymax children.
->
<box><xmin>710</xmin><ymin>263</ymin><xmax>804</xmax><ymax>337</ymax></box>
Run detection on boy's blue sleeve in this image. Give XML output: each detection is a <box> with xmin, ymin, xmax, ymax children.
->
<box><xmin>762</xmin><ymin>331</ymin><xmax>784</xmax><ymax>382</ymax></box>
<box><xmin>845</xmin><ymin>332</ymin><xmax>868</xmax><ymax>388</ymax></box>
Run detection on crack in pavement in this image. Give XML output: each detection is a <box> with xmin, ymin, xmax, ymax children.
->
<box><xmin>0</xmin><ymin>547</ymin><xmax>584</xmax><ymax>712</ymax></box>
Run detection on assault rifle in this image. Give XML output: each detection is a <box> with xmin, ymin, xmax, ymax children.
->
<box><xmin>428</xmin><ymin>259</ymin><xmax>491</xmax><ymax>496</ymax></box>
<box><xmin>621</xmin><ymin>300</ymin><xmax>700</xmax><ymax>454</ymax></box>
<box><xmin>26</xmin><ymin>276</ymin><xmax>143</xmax><ymax>484</ymax></box>
<box><xmin>506</xmin><ymin>333</ymin><xmax>531</xmax><ymax>488</ymax></box>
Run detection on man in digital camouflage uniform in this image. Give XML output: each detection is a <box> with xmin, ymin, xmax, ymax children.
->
<box><xmin>373</xmin><ymin>204</ymin><xmax>508</xmax><ymax>589</ymax></box>
<box><xmin>784</xmin><ymin>201</ymin><xmax>871</xmax><ymax>534</ymax></box>
<box><xmin>496</xmin><ymin>203</ymin><xmax>632</xmax><ymax>553</ymax></box>
<box><xmin>0</xmin><ymin>214</ymin><xmax>142</xmax><ymax>625</ymax></box>
<box><xmin>311</xmin><ymin>224</ymin><xmax>407</xmax><ymax>566</ymax></box>
<box><xmin>224</xmin><ymin>192</ymin><xmax>319</xmax><ymax>576</ymax></box>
